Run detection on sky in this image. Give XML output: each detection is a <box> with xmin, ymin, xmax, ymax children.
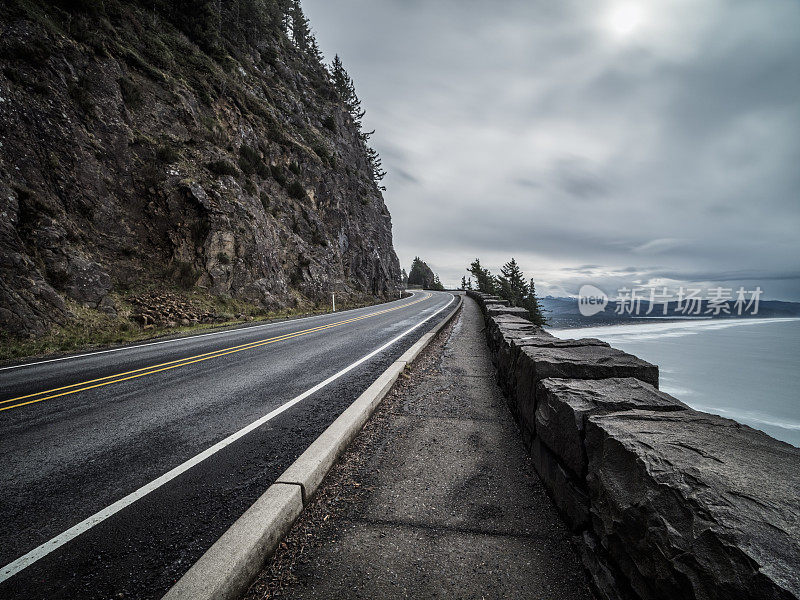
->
<box><xmin>302</xmin><ymin>0</ymin><xmax>800</xmax><ymax>300</ymax></box>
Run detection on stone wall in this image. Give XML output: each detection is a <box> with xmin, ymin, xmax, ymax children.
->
<box><xmin>466</xmin><ymin>291</ymin><xmax>800</xmax><ymax>600</ymax></box>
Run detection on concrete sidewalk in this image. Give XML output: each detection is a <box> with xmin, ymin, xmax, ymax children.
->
<box><xmin>246</xmin><ymin>297</ymin><xmax>595</xmax><ymax>599</ymax></box>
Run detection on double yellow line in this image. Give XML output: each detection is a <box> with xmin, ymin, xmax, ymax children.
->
<box><xmin>0</xmin><ymin>294</ymin><xmax>430</xmax><ymax>413</ymax></box>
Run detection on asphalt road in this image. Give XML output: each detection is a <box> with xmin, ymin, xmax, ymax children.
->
<box><xmin>0</xmin><ymin>290</ymin><xmax>455</xmax><ymax>599</ymax></box>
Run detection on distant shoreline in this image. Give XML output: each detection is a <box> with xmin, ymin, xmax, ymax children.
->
<box><xmin>548</xmin><ymin>315</ymin><xmax>800</xmax><ymax>330</ymax></box>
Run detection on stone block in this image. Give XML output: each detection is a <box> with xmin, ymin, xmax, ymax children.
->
<box><xmin>512</xmin><ymin>342</ymin><xmax>658</xmax><ymax>439</ymax></box>
<box><xmin>516</xmin><ymin>342</ymin><xmax>658</xmax><ymax>404</ymax></box>
<box><xmin>483</xmin><ymin>298</ymin><xmax>510</xmax><ymax>312</ymax></box>
<box><xmin>485</xmin><ymin>315</ymin><xmax>548</xmax><ymax>377</ymax></box>
<box><xmin>535</xmin><ymin>378</ymin><xmax>686</xmax><ymax>477</ymax></box>
<box><xmin>585</xmin><ymin>410</ymin><xmax>800</xmax><ymax>600</ymax></box>
<box><xmin>486</xmin><ymin>305</ymin><xmax>530</xmax><ymax>319</ymax></box>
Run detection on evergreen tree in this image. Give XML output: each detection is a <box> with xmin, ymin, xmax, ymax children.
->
<box><xmin>401</xmin><ymin>269</ymin><xmax>409</xmax><ymax>286</ymax></box>
<box><xmin>468</xmin><ymin>259</ymin><xmax>496</xmax><ymax>294</ymax></box>
<box><xmin>460</xmin><ymin>276</ymin><xmax>467</xmax><ymax>290</ymax></box>
<box><xmin>495</xmin><ymin>274</ymin><xmax>511</xmax><ymax>302</ymax></box>
<box><xmin>329</xmin><ymin>54</ymin><xmax>386</xmax><ymax>189</ymax></box>
<box><xmin>288</xmin><ymin>0</ymin><xmax>311</xmax><ymax>51</ymax></box>
<box><xmin>330</xmin><ymin>55</ymin><xmax>364</xmax><ymax>123</ymax></box>
<box><xmin>523</xmin><ymin>277</ymin><xmax>547</xmax><ymax>326</ymax></box>
<box><xmin>467</xmin><ymin>277</ymin><xmax>473</xmax><ymax>290</ymax></box>
<box><xmin>165</xmin><ymin>0</ymin><xmax>222</xmax><ymax>56</ymax></box>
<box><xmin>366</xmin><ymin>145</ymin><xmax>387</xmax><ymax>190</ymax></box>
<box><xmin>497</xmin><ymin>258</ymin><xmax>528</xmax><ymax>307</ymax></box>
<box><xmin>236</xmin><ymin>0</ymin><xmax>271</xmax><ymax>47</ymax></box>
<box><xmin>151</xmin><ymin>1</ymin><xmax>291</xmax><ymax>60</ymax></box>
<box><xmin>308</xmin><ymin>34</ymin><xmax>324</xmax><ymax>63</ymax></box>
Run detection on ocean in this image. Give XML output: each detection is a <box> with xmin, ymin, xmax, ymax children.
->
<box><xmin>549</xmin><ymin>318</ymin><xmax>800</xmax><ymax>447</ymax></box>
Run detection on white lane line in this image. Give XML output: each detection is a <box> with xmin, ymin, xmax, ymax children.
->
<box><xmin>0</xmin><ymin>294</ymin><xmax>417</xmax><ymax>372</ymax></box>
<box><xmin>0</xmin><ymin>293</ymin><xmax>453</xmax><ymax>584</ymax></box>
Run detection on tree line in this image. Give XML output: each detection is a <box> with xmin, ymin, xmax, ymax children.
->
<box><xmin>467</xmin><ymin>258</ymin><xmax>546</xmax><ymax>326</ymax></box>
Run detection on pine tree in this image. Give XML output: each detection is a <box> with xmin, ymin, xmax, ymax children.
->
<box><xmin>467</xmin><ymin>277</ymin><xmax>473</xmax><ymax>290</ymax></box>
<box><xmin>468</xmin><ymin>259</ymin><xmax>496</xmax><ymax>294</ymax></box>
<box><xmin>170</xmin><ymin>0</ymin><xmax>222</xmax><ymax>56</ymax></box>
<box><xmin>366</xmin><ymin>145</ymin><xmax>387</xmax><ymax>190</ymax></box>
<box><xmin>329</xmin><ymin>55</ymin><xmax>386</xmax><ymax>188</ymax></box>
<box><xmin>498</xmin><ymin>258</ymin><xmax>528</xmax><ymax>307</ymax></box>
<box><xmin>495</xmin><ymin>275</ymin><xmax>511</xmax><ymax>302</ymax></box>
<box><xmin>288</xmin><ymin>0</ymin><xmax>311</xmax><ymax>51</ymax></box>
<box><xmin>308</xmin><ymin>35</ymin><xmax>324</xmax><ymax>63</ymax></box>
<box><xmin>523</xmin><ymin>278</ymin><xmax>546</xmax><ymax>326</ymax></box>
<box><xmin>152</xmin><ymin>1</ymin><xmax>290</xmax><ymax>58</ymax></box>
<box><xmin>330</xmin><ymin>55</ymin><xmax>364</xmax><ymax>123</ymax></box>
<box><xmin>460</xmin><ymin>276</ymin><xmax>467</xmax><ymax>290</ymax></box>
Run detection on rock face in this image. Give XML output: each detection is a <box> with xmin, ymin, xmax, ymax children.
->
<box><xmin>587</xmin><ymin>411</ymin><xmax>800</xmax><ymax>600</ymax></box>
<box><xmin>0</xmin><ymin>1</ymin><xmax>401</xmax><ymax>337</ymax></box>
<box><xmin>466</xmin><ymin>290</ymin><xmax>800</xmax><ymax>600</ymax></box>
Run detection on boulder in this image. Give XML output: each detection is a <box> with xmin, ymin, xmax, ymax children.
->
<box><xmin>585</xmin><ymin>410</ymin><xmax>800</xmax><ymax>600</ymax></box>
<box><xmin>535</xmin><ymin>378</ymin><xmax>686</xmax><ymax>477</ymax></box>
<box><xmin>98</xmin><ymin>295</ymin><xmax>117</xmax><ymax>316</ymax></box>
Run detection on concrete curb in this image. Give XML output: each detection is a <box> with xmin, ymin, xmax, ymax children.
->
<box><xmin>275</xmin><ymin>360</ymin><xmax>407</xmax><ymax>503</ymax></box>
<box><xmin>163</xmin><ymin>484</ymin><xmax>302</xmax><ymax>600</ymax></box>
<box><xmin>163</xmin><ymin>294</ymin><xmax>463</xmax><ymax>600</ymax></box>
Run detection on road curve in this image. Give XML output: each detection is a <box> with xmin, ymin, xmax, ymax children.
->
<box><xmin>0</xmin><ymin>290</ymin><xmax>455</xmax><ymax>599</ymax></box>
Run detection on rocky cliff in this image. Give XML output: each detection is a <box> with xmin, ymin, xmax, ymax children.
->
<box><xmin>0</xmin><ymin>0</ymin><xmax>401</xmax><ymax>339</ymax></box>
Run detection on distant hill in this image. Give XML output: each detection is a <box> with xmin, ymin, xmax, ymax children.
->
<box><xmin>541</xmin><ymin>296</ymin><xmax>800</xmax><ymax>328</ymax></box>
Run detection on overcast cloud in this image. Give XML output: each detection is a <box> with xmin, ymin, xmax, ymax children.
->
<box><xmin>303</xmin><ymin>0</ymin><xmax>800</xmax><ymax>299</ymax></box>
